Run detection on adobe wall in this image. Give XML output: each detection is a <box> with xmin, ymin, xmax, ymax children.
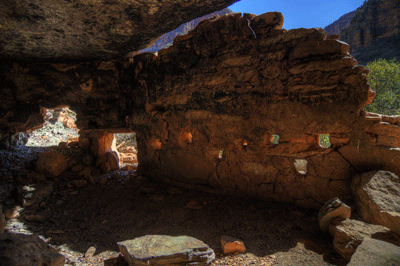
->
<box><xmin>1</xmin><ymin>12</ymin><xmax>399</xmax><ymax>208</ymax></box>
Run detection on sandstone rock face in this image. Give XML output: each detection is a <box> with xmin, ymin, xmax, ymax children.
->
<box><xmin>0</xmin><ymin>233</ymin><xmax>65</xmax><ymax>266</ymax></box>
<box><xmin>318</xmin><ymin>197</ymin><xmax>351</xmax><ymax>233</ymax></box>
<box><xmin>0</xmin><ymin>0</ymin><xmax>238</xmax><ymax>60</ymax></box>
<box><xmin>340</xmin><ymin>0</ymin><xmax>400</xmax><ymax>63</ymax></box>
<box><xmin>347</xmin><ymin>237</ymin><xmax>400</xmax><ymax>266</ymax></box>
<box><xmin>324</xmin><ymin>10</ymin><xmax>356</xmax><ymax>36</ymax></box>
<box><xmin>2</xmin><ymin>11</ymin><xmax>400</xmax><ymax>208</ymax></box>
<box><xmin>329</xmin><ymin>218</ymin><xmax>400</xmax><ymax>260</ymax></box>
<box><xmin>36</xmin><ymin>152</ymin><xmax>68</xmax><ymax>178</ymax></box>
<box><xmin>117</xmin><ymin>235</ymin><xmax>215</xmax><ymax>265</ymax></box>
<box><xmin>351</xmin><ymin>171</ymin><xmax>400</xmax><ymax>235</ymax></box>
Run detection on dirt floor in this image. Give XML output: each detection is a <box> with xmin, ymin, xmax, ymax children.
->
<box><xmin>0</xmin><ymin>123</ymin><xmax>349</xmax><ymax>266</ymax></box>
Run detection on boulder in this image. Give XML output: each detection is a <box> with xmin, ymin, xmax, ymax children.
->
<box><xmin>0</xmin><ymin>233</ymin><xmax>65</xmax><ymax>266</ymax></box>
<box><xmin>351</xmin><ymin>171</ymin><xmax>400</xmax><ymax>236</ymax></box>
<box><xmin>106</xmin><ymin>151</ymin><xmax>120</xmax><ymax>171</ymax></box>
<box><xmin>35</xmin><ymin>152</ymin><xmax>68</xmax><ymax>178</ymax></box>
<box><xmin>347</xmin><ymin>237</ymin><xmax>400</xmax><ymax>266</ymax></box>
<box><xmin>329</xmin><ymin>218</ymin><xmax>400</xmax><ymax>260</ymax></box>
<box><xmin>117</xmin><ymin>235</ymin><xmax>215</xmax><ymax>265</ymax></box>
<box><xmin>318</xmin><ymin>197</ymin><xmax>351</xmax><ymax>233</ymax></box>
<box><xmin>221</xmin><ymin>235</ymin><xmax>246</xmax><ymax>255</ymax></box>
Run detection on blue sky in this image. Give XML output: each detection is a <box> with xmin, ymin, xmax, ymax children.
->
<box><xmin>229</xmin><ymin>0</ymin><xmax>365</xmax><ymax>29</ymax></box>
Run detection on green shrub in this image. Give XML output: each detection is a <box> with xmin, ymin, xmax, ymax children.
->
<box><xmin>365</xmin><ymin>58</ymin><xmax>400</xmax><ymax>115</ymax></box>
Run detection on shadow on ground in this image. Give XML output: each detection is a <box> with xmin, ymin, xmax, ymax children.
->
<box><xmin>3</xmin><ymin>172</ymin><xmax>348</xmax><ymax>265</ymax></box>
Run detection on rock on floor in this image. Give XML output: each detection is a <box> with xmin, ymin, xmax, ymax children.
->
<box><xmin>117</xmin><ymin>235</ymin><xmax>215</xmax><ymax>265</ymax></box>
<box><xmin>351</xmin><ymin>171</ymin><xmax>400</xmax><ymax>235</ymax></box>
<box><xmin>347</xmin><ymin>237</ymin><xmax>400</xmax><ymax>266</ymax></box>
<box><xmin>329</xmin><ymin>218</ymin><xmax>400</xmax><ymax>260</ymax></box>
<box><xmin>0</xmin><ymin>233</ymin><xmax>65</xmax><ymax>266</ymax></box>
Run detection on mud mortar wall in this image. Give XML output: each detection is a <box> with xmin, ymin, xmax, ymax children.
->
<box><xmin>1</xmin><ymin>12</ymin><xmax>400</xmax><ymax>208</ymax></box>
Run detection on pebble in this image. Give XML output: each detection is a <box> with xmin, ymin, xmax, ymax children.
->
<box><xmin>187</xmin><ymin>200</ymin><xmax>203</xmax><ymax>209</ymax></box>
<box><xmin>85</xmin><ymin>246</ymin><xmax>97</xmax><ymax>258</ymax></box>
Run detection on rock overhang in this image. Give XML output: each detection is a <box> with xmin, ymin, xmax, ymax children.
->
<box><xmin>0</xmin><ymin>0</ymin><xmax>239</xmax><ymax>61</ymax></box>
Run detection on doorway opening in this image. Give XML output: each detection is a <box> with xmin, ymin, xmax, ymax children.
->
<box><xmin>113</xmin><ymin>132</ymin><xmax>138</xmax><ymax>170</ymax></box>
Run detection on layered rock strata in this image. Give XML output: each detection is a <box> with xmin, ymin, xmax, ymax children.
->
<box><xmin>1</xmin><ymin>12</ymin><xmax>400</xmax><ymax>208</ymax></box>
<box><xmin>341</xmin><ymin>0</ymin><xmax>400</xmax><ymax>51</ymax></box>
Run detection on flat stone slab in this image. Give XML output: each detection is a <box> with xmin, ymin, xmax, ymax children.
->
<box><xmin>348</xmin><ymin>237</ymin><xmax>400</xmax><ymax>266</ymax></box>
<box><xmin>117</xmin><ymin>235</ymin><xmax>215</xmax><ymax>265</ymax></box>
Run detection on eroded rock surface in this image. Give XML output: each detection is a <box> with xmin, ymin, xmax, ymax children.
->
<box><xmin>347</xmin><ymin>237</ymin><xmax>400</xmax><ymax>266</ymax></box>
<box><xmin>0</xmin><ymin>0</ymin><xmax>238</xmax><ymax>60</ymax></box>
<box><xmin>351</xmin><ymin>171</ymin><xmax>400</xmax><ymax>235</ymax></box>
<box><xmin>329</xmin><ymin>218</ymin><xmax>400</xmax><ymax>260</ymax></box>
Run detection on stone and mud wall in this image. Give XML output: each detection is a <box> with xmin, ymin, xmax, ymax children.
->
<box><xmin>1</xmin><ymin>12</ymin><xmax>400</xmax><ymax>208</ymax></box>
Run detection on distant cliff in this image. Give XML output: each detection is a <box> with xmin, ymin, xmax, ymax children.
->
<box><xmin>140</xmin><ymin>8</ymin><xmax>232</xmax><ymax>53</ymax></box>
<box><xmin>324</xmin><ymin>10</ymin><xmax>356</xmax><ymax>36</ymax></box>
<box><xmin>340</xmin><ymin>0</ymin><xmax>400</xmax><ymax>64</ymax></box>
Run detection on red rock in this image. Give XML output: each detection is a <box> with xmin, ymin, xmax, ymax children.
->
<box><xmin>221</xmin><ymin>235</ymin><xmax>246</xmax><ymax>255</ymax></box>
<box><xmin>36</xmin><ymin>152</ymin><xmax>68</xmax><ymax>178</ymax></box>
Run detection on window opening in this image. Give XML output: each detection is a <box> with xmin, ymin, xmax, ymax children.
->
<box><xmin>294</xmin><ymin>159</ymin><xmax>308</xmax><ymax>175</ymax></box>
<box><xmin>319</xmin><ymin>134</ymin><xmax>331</xmax><ymax>148</ymax></box>
<box><xmin>271</xmin><ymin>134</ymin><xmax>280</xmax><ymax>145</ymax></box>
<box><xmin>113</xmin><ymin>133</ymin><xmax>138</xmax><ymax>170</ymax></box>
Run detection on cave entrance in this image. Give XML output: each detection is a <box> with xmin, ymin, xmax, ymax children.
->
<box><xmin>25</xmin><ymin>107</ymin><xmax>79</xmax><ymax>148</ymax></box>
<box><xmin>113</xmin><ymin>132</ymin><xmax>138</xmax><ymax>170</ymax></box>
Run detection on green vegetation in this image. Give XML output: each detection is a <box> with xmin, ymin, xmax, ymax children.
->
<box><xmin>319</xmin><ymin>134</ymin><xmax>331</xmax><ymax>149</ymax></box>
<box><xmin>365</xmin><ymin>58</ymin><xmax>400</xmax><ymax>115</ymax></box>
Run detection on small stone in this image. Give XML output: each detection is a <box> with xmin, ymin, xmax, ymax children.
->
<box><xmin>4</xmin><ymin>208</ymin><xmax>20</xmax><ymax>220</ymax></box>
<box><xmin>221</xmin><ymin>235</ymin><xmax>246</xmax><ymax>255</ymax></box>
<box><xmin>85</xmin><ymin>246</ymin><xmax>96</xmax><ymax>258</ymax></box>
<box><xmin>25</xmin><ymin>214</ymin><xmax>46</xmax><ymax>223</ymax></box>
<box><xmin>187</xmin><ymin>200</ymin><xmax>203</xmax><ymax>209</ymax></box>
<box><xmin>99</xmin><ymin>177</ymin><xmax>107</xmax><ymax>185</ymax></box>
<box><xmin>100</xmin><ymin>162</ymin><xmax>111</xmax><ymax>173</ymax></box>
<box><xmin>78</xmin><ymin>167</ymin><xmax>91</xmax><ymax>178</ymax></box>
<box><xmin>70</xmin><ymin>164</ymin><xmax>83</xmax><ymax>173</ymax></box>
<box><xmin>318</xmin><ymin>197</ymin><xmax>351</xmax><ymax>233</ymax></box>
<box><xmin>56</xmin><ymin>200</ymin><xmax>63</xmax><ymax>205</ymax></box>
<box><xmin>71</xmin><ymin>179</ymin><xmax>88</xmax><ymax>188</ymax></box>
